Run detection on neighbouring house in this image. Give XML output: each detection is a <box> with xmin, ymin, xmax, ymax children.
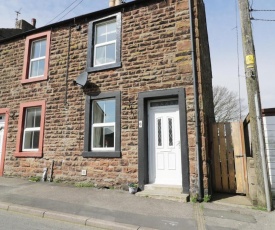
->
<box><xmin>0</xmin><ymin>19</ymin><xmax>36</xmax><ymax>40</ymax></box>
<box><xmin>262</xmin><ymin>109</ymin><xmax>275</xmax><ymax>198</ymax></box>
<box><xmin>0</xmin><ymin>0</ymin><xmax>214</xmax><ymax>200</ymax></box>
<box><xmin>243</xmin><ymin>108</ymin><xmax>275</xmax><ymax>205</ymax></box>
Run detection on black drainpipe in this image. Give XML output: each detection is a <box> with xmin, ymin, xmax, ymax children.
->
<box><xmin>188</xmin><ymin>0</ymin><xmax>203</xmax><ymax>201</ymax></box>
<box><xmin>64</xmin><ymin>25</ymin><xmax>72</xmax><ymax>106</ymax></box>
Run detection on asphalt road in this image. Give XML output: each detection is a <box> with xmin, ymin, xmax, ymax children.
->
<box><xmin>0</xmin><ymin>209</ymin><xmax>101</xmax><ymax>230</ymax></box>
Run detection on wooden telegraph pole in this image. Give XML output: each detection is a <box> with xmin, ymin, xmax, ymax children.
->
<box><xmin>238</xmin><ymin>0</ymin><xmax>271</xmax><ymax>208</ymax></box>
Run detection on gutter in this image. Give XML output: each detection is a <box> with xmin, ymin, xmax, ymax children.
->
<box><xmin>188</xmin><ymin>0</ymin><xmax>203</xmax><ymax>201</ymax></box>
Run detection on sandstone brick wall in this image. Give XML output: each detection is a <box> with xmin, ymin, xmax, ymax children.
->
<box><xmin>0</xmin><ymin>0</ymin><xmax>213</xmax><ymax>192</ymax></box>
<box><xmin>192</xmin><ymin>0</ymin><xmax>215</xmax><ymax>195</ymax></box>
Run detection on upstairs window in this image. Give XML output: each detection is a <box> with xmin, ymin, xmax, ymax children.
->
<box><xmin>94</xmin><ymin>20</ymin><xmax>116</xmax><ymax>67</ymax></box>
<box><xmin>22</xmin><ymin>31</ymin><xmax>51</xmax><ymax>84</ymax></box>
<box><xmin>87</xmin><ymin>13</ymin><xmax>121</xmax><ymax>72</ymax></box>
<box><xmin>29</xmin><ymin>39</ymin><xmax>46</xmax><ymax>78</ymax></box>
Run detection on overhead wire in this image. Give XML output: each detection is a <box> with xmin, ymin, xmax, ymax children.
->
<box><xmin>57</xmin><ymin>0</ymin><xmax>84</xmax><ymax>22</ymax></box>
<box><xmin>251</xmin><ymin>18</ymin><xmax>275</xmax><ymax>22</ymax></box>
<box><xmin>46</xmin><ymin>0</ymin><xmax>83</xmax><ymax>25</ymax></box>
<box><xmin>235</xmin><ymin>0</ymin><xmax>242</xmax><ymax>120</ymax></box>
<box><xmin>250</xmin><ymin>9</ymin><xmax>275</xmax><ymax>12</ymax></box>
<box><xmin>249</xmin><ymin>0</ymin><xmax>275</xmax><ymax>22</ymax></box>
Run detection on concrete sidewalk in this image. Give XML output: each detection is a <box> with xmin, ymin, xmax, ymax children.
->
<box><xmin>0</xmin><ymin>177</ymin><xmax>274</xmax><ymax>230</ymax></box>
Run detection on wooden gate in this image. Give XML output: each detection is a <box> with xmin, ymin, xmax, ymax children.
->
<box><xmin>211</xmin><ymin>122</ymin><xmax>247</xmax><ymax>194</ymax></box>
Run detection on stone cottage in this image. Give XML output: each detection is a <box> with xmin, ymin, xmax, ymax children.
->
<box><xmin>0</xmin><ymin>0</ymin><xmax>214</xmax><ymax>201</ymax></box>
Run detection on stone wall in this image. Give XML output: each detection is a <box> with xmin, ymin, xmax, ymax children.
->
<box><xmin>0</xmin><ymin>0</ymin><xmax>214</xmax><ymax>191</ymax></box>
<box><xmin>189</xmin><ymin>0</ymin><xmax>215</xmax><ymax>196</ymax></box>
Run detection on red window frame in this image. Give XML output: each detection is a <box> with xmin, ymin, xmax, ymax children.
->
<box><xmin>22</xmin><ymin>31</ymin><xmax>51</xmax><ymax>84</ymax></box>
<box><xmin>15</xmin><ymin>101</ymin><xmax>46</xmax><ymax>157</ymax></box>
<box><xmin>0</xmin><ymin>108</ymin><xmax>9</xmax><ymax>176</ymax></box>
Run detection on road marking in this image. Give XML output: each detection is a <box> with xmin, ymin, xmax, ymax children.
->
<box><xmin>161</xmin><ymin>220</ymin><xmax>179</xmax><ymax>227</ymax></box>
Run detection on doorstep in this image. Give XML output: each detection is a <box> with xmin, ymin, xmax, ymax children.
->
<box><xmin>135</xmin><ymin>184</ymin><xmax>189</xmax><ymax>203</ymax></box>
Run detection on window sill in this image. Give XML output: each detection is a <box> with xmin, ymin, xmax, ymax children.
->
<box><xmin>82</xmin><ymin>151</ymin><xmax>121</xmax><ymax>158</ymax></box>
<box><xmin>21</xmin><ymin>76</ymin><xmax>48</xmax><ymax>84</ymax></box>
<box><xmin>87</xmin><ymin>62</ymin><xmax>121</xmax><ymax>73</ymax></box>
<box><xmin>14</xmin><ymin>151</ymin><xmax>43</xmax><ymax>158</ymax></box>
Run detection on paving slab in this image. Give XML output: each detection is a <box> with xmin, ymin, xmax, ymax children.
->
<box><xmin>1</xmin><ymin>177</ymin><xmax>275</xmax><ymax>230</ymax></box>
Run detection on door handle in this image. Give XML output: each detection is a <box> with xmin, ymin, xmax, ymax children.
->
<box><xmin>235</xmin><ymin>155</ymin><xmax>244</xmax><ymax>158</ymax></box>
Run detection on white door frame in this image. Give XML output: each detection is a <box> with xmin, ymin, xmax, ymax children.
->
<box><xmin>0</xmin><ymin>109</ymin><xmax>9</xmax><ymax>176</ymax></box>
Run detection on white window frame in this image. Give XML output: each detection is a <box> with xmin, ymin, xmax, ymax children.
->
<box><xmin>29</xmin><ymin>38</ymin><xmax>46</xmax><ymax>79</ymax></box>
<box><xmin>94</xmin><ymin>19</ymin><xmax>117</xmax><ymax>67</ymax></box>
<box><xmin>22</xmin><ymin>107</ymin><xmax>41</xmax><ymax>152</ymax></box>
<box><xmin>91</xmin><ymin>99</ymin><xmax>116</xmax><ymax>151</ymax></box>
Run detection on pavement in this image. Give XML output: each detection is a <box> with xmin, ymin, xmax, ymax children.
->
<box><xmin>0</xmin><ymin>177</ymin><xmax>274</xmax><ymax>230</ymax></box>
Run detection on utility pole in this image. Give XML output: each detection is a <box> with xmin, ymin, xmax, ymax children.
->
<box><xmin>238</xmin><ymin>0</ymin><xmax>271</xmax><ymax>209</ymax></box>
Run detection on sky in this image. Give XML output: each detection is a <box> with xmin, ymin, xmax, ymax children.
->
<box><xmin>0</xmin><ymin>0</ymin><xmax>274</xmax><ymax>109</ymax></box>
<box><xmin>204</xmin><ymin>0</ymin><xmax>275</xmax><ymax>110</ymax></box>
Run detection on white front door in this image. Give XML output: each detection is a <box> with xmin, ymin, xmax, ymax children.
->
<box><xmin>0</xmin><ymin>115</ymin><xmax>5</xmax><ymax>169</ymax></box>
<box><xmin>148</xmin><ymin>101</ymin><xmax>182</xmax><ymax>185</ymax></box>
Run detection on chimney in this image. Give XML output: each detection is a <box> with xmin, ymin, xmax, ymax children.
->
<box><xmin>115</xmin><ymin>0</ymin><xmax>122</xmax><ymax>6</ymax></box>
<box><xmin>15</xmin><ymin>20</ymin><xmax>22</xmax><ymax>29</ymax></box>
<box><xmin>109</xmin><ymin>0</ymin><xmax>115</xmax><ymax>7</ymax></box>
<box><xmin>32</xmin><ymin>18</ymin><xmax>36</xmax><ymax>28</ymax></box>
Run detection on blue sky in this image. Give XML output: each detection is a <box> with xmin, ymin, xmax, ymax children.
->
<box><xmin>204</xmin><ymin>0</ymin><xmax>275</xmax><ymax>109</ymax></box>
<box><xmin>0</xmin><ymin>0</ymin><xmax>274</xmax><ymax>109</ymax></box>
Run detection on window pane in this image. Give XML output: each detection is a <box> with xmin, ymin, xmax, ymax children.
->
<box><xmin>30</xmin><ymin>61</ymin><xmax>39</xmax><ymax>77</ymax></box>
<box><xmin>40</xmin><ymin>40</ymin><xmax>46</xmax><ymax>57</ymax></box>
<box><xmin>107</xmin><ymin>20</ymin><xmax>116</xmax><ymax>32</ymax></box>
<box><xmin>104</xmin><ymin>126</ymin><xmax>114</xmax><ymax>147</ymax></box>
<box><xmin>96</xmin><ymin>24</ymin><xmax>106</xmax><ymax>44</ymax></box>
<box><xmin>24</xmin><ymin>131</ymin><xmax>33</xmax><ymax>149</ymax></box>
<box><xmin>106</xmin><ymin>21</ymin><xmax>116</xmax><ymax>42</ymax></box>
<box><xmin>30</xmin><ymin>59</ymin><xmax>45</xmax><ymax>77</ymax></box>
<box><xmin>150</xmin><ymin>100</ymin><xmax>178</xmax><ymax>107</ymax></box>
<box><xmin>104</xmin><ymin>100</ymin><xmax>115</xmax><ymax>122</ymax></box>
<box><xmin>31</xmin><ymin>39</ymin><xmax>46</xmax><ymax>58</ymax></box>
<box><xmin>157</xmin><ymin>119</ymin><xmax>162</xmax><ymax>146</ymax></box>
<box><xmin>93</xmin><ymin>99</ymin><xmax>115</xmax><ymax>124</ymax></box>
<box><xmin>33</xmin><ymin>130</ymin><xmax>40</xmax><ymax>148</ymax></box>
<box><xmin>37</xmin><ymin>59</ymin><xmax>45</xmax><ymax>76</ymax></box>
<box><xmin>168</xmin><ymin>118</ymin><xmax>173</xmax><ymax>146</ymax></box>
<box><xmin>93</xmin><ymin>101</ymin><xmax>105</xmax><ymax>123</ymax></box>
<box><xmin>34</xmin><ymin>109</ymin><xmax>41</xmax><ymax>127</ymax></box>
<box><xmin>107</xmin><ymin>31</ymin><xmax>116</xmax><ymax>42</ymax></box>
<box><xmin>93</xmin><ymin>126</ymin><xmax>114</xmax><ymax>148</ymax></box>
<box><xmin>95</xmin><ymin>46</ymin><xmax>105</xmax><ymax>65</ymax></box>
<box><xmin>25</xmin><ymin>107</ymin><xmax>41</xmax><ymax>128</ymax></box>
<box><xmin>106</xmin><ymin>43</ymin><xmax>116</xmax><ymax>63</ymax></box>
<box><xmin>31</xmin><ymin>41</ymin><xmax>40</xmax><ymax>59</ymax></box>
<box><xmin>25</xmin><ymin>108</ymin><xmax>35</xmax><ymax>128</ymax></box>
<box><xmin>23</xmin><ymin>130</ymin><xmax>40</xmax><ymax>149</ymax></box>
<box><xmin>93</xmin><ymin>127</ymin><xmax>103</xmax><ymax>147</ymax></box>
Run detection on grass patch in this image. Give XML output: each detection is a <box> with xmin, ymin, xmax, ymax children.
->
<box><xmin>75</xmin><ymin>182</ymin><xmax>95</xmax><ymax>188</ymax></box>
<box><xmin>203</xmin><ymin>195</ymin><xmax>211</xmax><ymax>202</ymax></box>
<box><xmin>29</xmin><ymin>176</ymin><xmax>41</xmax><ymax>182</ymax></box>
<box><xmin>190</xmin><ymin>194</ymin><xmax>198</xmax><ymax>203</ymax></box>
<box><xmin>53</xmin><ymin>178</ymin><xmax>63</xmax><ymax>183</ymax></box>
<box><xmin>252</xmin><ymin>206</ymin><xmax>267</xmax><ymax>211</ymax></box>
